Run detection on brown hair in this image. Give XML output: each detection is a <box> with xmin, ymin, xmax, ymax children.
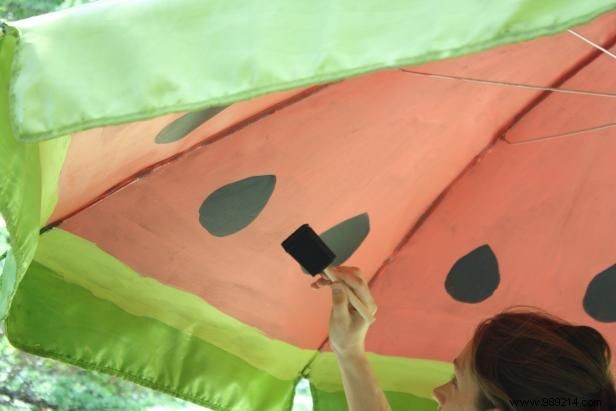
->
<box><xmin>470</xmin><ymin>305</ymin><xmax>615</xmax><ymax>411</ymax></box>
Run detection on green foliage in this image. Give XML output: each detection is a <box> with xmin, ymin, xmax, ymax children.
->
<box><xmin>0</xmin><ymin>0</ymin><xmax>97</xmax><ymax>21</ymax></box>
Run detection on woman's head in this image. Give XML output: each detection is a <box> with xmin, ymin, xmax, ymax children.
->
<box><xmin>433</xmin><ymin>306</ymin><xmax>615</xmax><ymax>411</ymax></box>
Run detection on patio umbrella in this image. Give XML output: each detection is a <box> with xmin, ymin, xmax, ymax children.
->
<box><xmin>1</xmin><ymin>1</ymin><xmax>615</xmax><ymax>409</ymax></box>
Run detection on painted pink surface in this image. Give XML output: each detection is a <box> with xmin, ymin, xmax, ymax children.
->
<box><xmin>56</xmin><ymin>12</ymin><xmax>615</xmax><ymax>366</ymax></box>
<box><xmin>50</xmin><ymin>86</ymin><xmax>316</xmax><ymax>223</ymax></box>
<box><xmin>355</xmin><ymin>127</ymin><xmax>616</xmax><ymax>365</ymax></box>
<box><xmin>345</xmin><ymin>34</ymin><xmax>616</xmax><ymax>363</ymax></box>
<box><xmin>507</xmin><ymin>50</ymin><xmax>615</xmax><ymax>143</ymax></box>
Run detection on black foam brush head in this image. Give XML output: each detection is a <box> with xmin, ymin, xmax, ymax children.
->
<box><xmin>281</xmin><ymin>224</ymin><xmax>336</xmax><ymax>276</ymax></box>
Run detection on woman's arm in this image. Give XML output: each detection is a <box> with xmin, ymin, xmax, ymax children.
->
<box><xmin>312</xmin><ymin>266</ymin><xmax>391</xmax><ymax>410</ymax></box>
<box><xmin>335</xmin><ymin>350</ymin><xmax>393</xmax><ymax>411</ymax></box>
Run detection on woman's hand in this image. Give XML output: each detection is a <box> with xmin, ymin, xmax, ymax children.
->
<box><xmin>311</xmin><ymin>266</ymin><xmax>377</xmax><ymax>357</ymax></box>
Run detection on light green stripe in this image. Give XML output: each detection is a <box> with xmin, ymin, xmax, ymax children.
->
<box><xmin>6</xmin><ymin>261</ymin><xmax>299</xmax><ymax>411</ymax></box>
<box><xmin>34</xmin><ymin>228</ymin><xmax>315</xmax><ymax>381</ymax></box>
<box><xmin>38</xmin><ymin>136</ymin><xmax>70</xmax><ymax>226</ymax></box>
<box><xmin>29</xmin><ymin>229</ymin><xmax>453</xmax><ymax>409</ymax></box>
<box><xmin>8</xmin><ymin>0</ymin><xmax>615</xmax><ymax>142</ymax></box>
<box><xmin>308</xmin><ymin>351</ymin><xmax>452</xmax><ymax>399</ymax></box>
<box><xmin>307</xmin><ymin>351</ymin><xmax>451</xmax><ymax>411</ymax></box>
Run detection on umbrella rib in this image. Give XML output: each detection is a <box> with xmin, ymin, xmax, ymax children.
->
<box><xmin>40</xmin><ymin>84</ymin><xmax>330</xmax><ymax>233</ymax></box>
<box><xmin>398</xmin><ymin>69</ymin><xmax>615</xmax><ymax>98</ymax></box>
<box><xmin>502</xmin><ymin>122</ymin><xmax>616</xmax><ymax>145</ymax></box>
<box><xmin>568</xmin><ymin>29</ymin><xmax>616</xmax><ymax>60</ymax></box>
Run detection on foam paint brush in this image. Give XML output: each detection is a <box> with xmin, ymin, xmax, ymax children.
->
<box><xmin>281</xmin><ymin>224</ymin><xmax>373</xmax><ymax>322</ymax></box>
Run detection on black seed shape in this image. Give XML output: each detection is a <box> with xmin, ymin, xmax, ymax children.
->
<box><xmin>583</xmin><ymin>264</ymin><xmax>616</xmax><ymax>322</ymax></box>
<box><xmin>155</xmin><ymin>105</ymin><xmax>228</xmax><ymax>144</ymax></box>
<box><xmin>300</xmin><ymin>213</ymin><xmax>370</xmax><ymax>275</ymax></box>
<box><xmin>199</xmin><ymin>175</ymin><xmax>276</xmax><ymax>237</ymax></box>
<box><xmin>445</xmin><ymin>244</ymin><xmax>499</xmax><ymax>303</ymax></box>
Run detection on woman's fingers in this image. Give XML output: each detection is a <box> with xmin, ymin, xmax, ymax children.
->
<box><xmin>333</xmin><ymin>282</ymin><xmax>374</xmax><ymax>322</ymax></box>
<box><xmin>330</xmin><ymin>282</ymin><xmax>350</xmax><ymax>319</ymax></box>
<box><xmin>311</xmin><ymin>277</ymin><xmax>333</xmax><ymax>288</ymax></box>
<box><xmin>311</xmin><ymin>266</ymin><xmax>377</xmax><ymax>319</ymax></box>
<box><xmin>325</xmin><ymin>266</ymin><xmax>377</xmax><ymax>316</ymax></box>
<box><xmin>324</xmin><ymin>268</ymin><xmax>376</xmax><ymax>322</ymax></box>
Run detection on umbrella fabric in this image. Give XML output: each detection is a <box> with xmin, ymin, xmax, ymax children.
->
<box><xmin>1</xmin><ymin>1</ymin><xmax>615</xmax><ymax>409</ymax></box>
